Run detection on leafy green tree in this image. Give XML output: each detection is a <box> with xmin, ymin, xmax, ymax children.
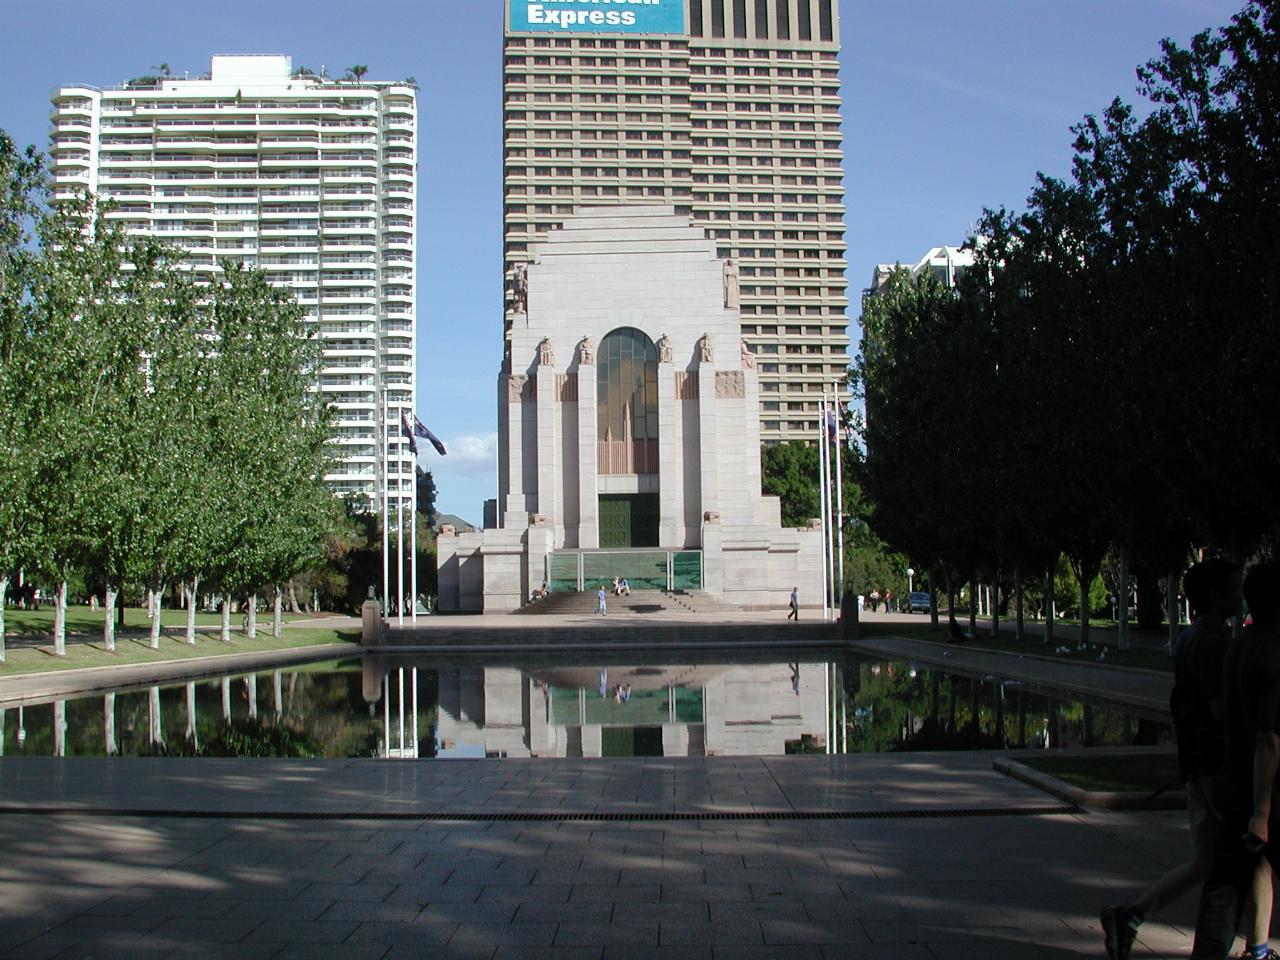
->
<box><xmin>0</xmin><ymin>131</ymin><xmax>46</xmax><ymax>660</ymax></box>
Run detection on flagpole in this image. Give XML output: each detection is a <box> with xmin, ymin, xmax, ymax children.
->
<box><xmin>817</xmin><ymin>393</ymin><xmax>830</xmax><ymax>622</ymax></box>
<box><xmin>834</xmin><ymin>394</ymin><xmax>845</xmax><ymax>615</ymax></box>
<box><xmin>410</xmin><ymin>449</ymin><xmax>418</xmax><ymax>623</ymax></box>
<box><xmin>823</xmin><ymin>392</ymin><xmax>835</xmax><ymax>619</ymax></box>
<box><xmin>381</xmin><ymin>395</ymin><xmax>389</xmax><ymax>620</ymax></box>
<box><xmin>396</xmin><ymin>410</ymin><xmax>405</xmax><ymax>627</ymax></box>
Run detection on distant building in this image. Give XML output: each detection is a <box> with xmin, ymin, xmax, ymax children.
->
<box><xmin>502</xmin><ymin>0</ymin><xmax>850</xmax><ymax>446</ymax></box>
<box><xmin>48</xmin><ymin>55</ymin><xmax>418</xmax><ymax>513</ymax></box>
<box><xmin>870</xmin><ymin>245</ymin><xmax>974</xmax><ymax>295</ymax></box>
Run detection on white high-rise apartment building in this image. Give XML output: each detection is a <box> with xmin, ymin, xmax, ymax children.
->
<box><xmin>49</xmin><ymin>55</ymin><xmax>417</xmax><ymax>511</ymax></box>
<box><xmin>503</xmin><ymin>0</ymin><xmax>849</xmax><ymax>444</ymax></box>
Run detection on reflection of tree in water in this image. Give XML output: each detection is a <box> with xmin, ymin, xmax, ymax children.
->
<box><xmin>8</xmin><ymin>662</ymin><xmax>441</xmax><ymax>758</ymax></box>
<box><xmin>840</xmin><ymin>660</ymin><xmax>1169</xmax><ymax>753</ymax></box>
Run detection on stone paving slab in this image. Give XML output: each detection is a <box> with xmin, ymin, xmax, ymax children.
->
<box><xmin>0</xmin><ymin>754</ymin><xmax>1244</xmax><ymax>958</ymax></box>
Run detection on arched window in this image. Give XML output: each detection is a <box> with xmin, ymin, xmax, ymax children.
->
<box><xmin>597</xmin><ymin>327</ymin><xmax>658</xmax><ymax>474</ymax></box>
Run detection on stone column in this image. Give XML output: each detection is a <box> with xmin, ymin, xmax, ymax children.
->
<box><xmin>502</xmin><ymin>374</ymin><xmax>528</xmax><ymax>528</ymax></box>
<box><xmin>577</xmin><ymin>364</ymin><xmax>599</xmax><ymax>549</ymax></box>
<box><xmin>535</xmin><ymin>363</ymin><xmax>559</xmax><ymax>535</ymax></box>
<box><xmin>697</xmin><ymin>360</ymin><xmax>719</xmax><ymax>530</ymax></box>
<box><xmin>657</xmin><ymin>358</ymin><xmax>680</xmax><ymax>548</ymax></box>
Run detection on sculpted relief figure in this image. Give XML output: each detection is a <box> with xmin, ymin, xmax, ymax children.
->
<box><xmin>723</xmin><ymin>258</ymin><xmax>739</xmax><ymax>309</ymax></box>
<box><xmin>537</xmin><ymin>337</ymin><xmax>555</xmax><ymax>367</ymax></box>
<box><xmin>656</xmin><ymin>333</ymin><xmax>672</xmax><ymax>363</ymax></box>
<box><xmin>578</xmin><ymin>336</ymin><xmax>594</xmax><ymax>365</ymax></box>
<box><xmin>740</xmin><ymin>339</ymin><xmax>756</xmax><ymax>369</ymax></box>
<box><xmin>698</xmin><ymin>332</ymin><xmax>714</xmax><ymax>364</ymax></box>
<box><xmin>510</xmin><ymin>262</ymin><xmax>528</xmax><ymax>314</ymax></box>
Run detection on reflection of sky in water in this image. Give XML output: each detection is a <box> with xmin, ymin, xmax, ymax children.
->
<box><xmin>0</xmin><ymin>653</ymin><xmax>1170</xmax><ymax>759</ymax></box>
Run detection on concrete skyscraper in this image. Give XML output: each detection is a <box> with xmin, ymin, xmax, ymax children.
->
<box><xmin>502</xmin><ymin>0</ymin><xmax>849</xmax><ymax>444</ymax></box>
<box><xmin>49</xmin><ymin>55</ymin><xmax>417</xmax><ymax>512</ymax></box>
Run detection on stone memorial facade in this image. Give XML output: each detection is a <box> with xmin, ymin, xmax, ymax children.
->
<box><xmin>438</xmin><ymin>206</ymin><xmax>821</xmax><ymax>612</ymax></box>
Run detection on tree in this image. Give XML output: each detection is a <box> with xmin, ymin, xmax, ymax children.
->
<box><xmin>0</xmin><ymin>131</ymin><xmax>46</xmax><ymax>661</ymax></box>
<box><xmin>416</xmin><ymin>465</ymin><xmax>437</xmax><ymax>526</ymax></box>
<box><xmin>346</xmin><ymin>65</ymin><xmax>369</xmax><ymax>83</ymax></box>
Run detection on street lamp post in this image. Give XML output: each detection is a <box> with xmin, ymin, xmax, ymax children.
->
<box><xmin>907</xmin><ymin>568</ymin><xmax>915</xmax><ymax>594</ymax></box>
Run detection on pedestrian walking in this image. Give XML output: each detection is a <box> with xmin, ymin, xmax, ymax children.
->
<box><xmin>1102</xmin><ymin>559</ymin><xmax>1274</xmax><ymax>959</ymax></box>
<box><xmin>788</xmin><ymin>586</ymin><xmax>799</xmax><ymax>621</ymax></box>
<box><xmin>1187</xmin><ymin>560</ymin><xmax>1280</xmax><ymax>959</ymax></box>
<box><xmin>597</xmin><ymin>585</ymin><xmax>607</xmax><ymax>616</ymax></box>
<box><xmin>869</xmin><ymin>589</ymin><xmax>880</xmax><ymax>612</ymax></box>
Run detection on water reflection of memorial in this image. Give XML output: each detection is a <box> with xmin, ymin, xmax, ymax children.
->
<box><xmin>0</xmin><ymin>654</ymin><xmax>1170</xmax><ymax>759</ymax></box>
<box><xmin>426</xmin><ymin>662</ymin><xmax>834</xmax><ymax>758</ymax></box>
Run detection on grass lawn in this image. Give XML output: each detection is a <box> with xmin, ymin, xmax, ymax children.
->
<box><xmin>3</xmin><ymin>604</ymin><xmax>319</xmax><ymax>636</ymax></box>
<box><xmin>0</xmin><ymin>627</ymin><xmax>359</xmax><ymax>678</ymax></box>
<box><xmin>1021</xmin><ymin>753</ymin><xmax>1180</xmax><ymax>794</ymax></box>
<box><xmin>858</xmin><ymin>620</ymin><xmax>1175</xmax><ymax>673</ymax></box>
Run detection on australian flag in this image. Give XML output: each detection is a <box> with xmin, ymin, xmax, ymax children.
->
<box><xmin>401</xmin><ymin>412</ymin><xmax>447</xmax><ymax>456</ymax></box>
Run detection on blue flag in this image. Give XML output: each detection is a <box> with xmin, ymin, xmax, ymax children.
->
<box><xmin>413</xmin><ymin>414</ymin><xmax>447</xmax><ymax>456</ymax></box>
<box><xmin>400</xmin><ymin>412</ymin><xmax>418</xmax><ymax>455</ymax></box>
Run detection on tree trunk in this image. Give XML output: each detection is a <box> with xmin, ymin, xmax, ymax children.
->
<box><xmin>221</xmin><ymin>594</ymin><xmax>232</xmax><ymax>643</ymax></box>
<box><xmin>221</xmin><ymin>676</ymin><xmax>231</xmax><ymax>721</ymax></box>
<box><xmin>968</xmin><ymin>577</ymin><xmax>977</xmax><ymax>637</ymax></box>
<box><xmin>287</xmin><ymin>579</ymin><xmax>303</xmax><ymax>615</ymax></box>
<box><xmin>103</xmin><ymin>582</ymin><xmax>117</xmax><ymax>653</ymax></box>
<box><xmin>273</xmin><ymin>585</ymin><xmax>283</xmax><ymax>639</ymax></box>
<box><xmin>54</xmin><ymin>580</ymin><xmax>68</xmax><ymax>656</ymax></box>
<box><xmin>1079</xmin><ymin>570</ymin><xmax>1092</xmax><ymax>648</ymax></box>
<box><xmin>247</xmin><ymin>593</ymin><xmax>258</xmax><ymax>639</ymax></box>
<box><xmin>185</xmin><ymin>576</ymin><xmax>199</xmax><ymax>645</ymax></box>
<box><xmin>1118</xmin><ymin>547</ymin><xmax>1130</xmax><ymax>652</ymax></box>
<box><xmin>148</xmin><ymin>585</ymin><xmax>162</xmax><ymax>650</ymax></box>
<box><xmin>0</xmin><ymin>575</ymin><xmax>7</xmax><ymax>663</ymax></box>
<box><xmin>928</xmin><ymin>568</ymin><xmax>939</xmax><ymax>627</ymax></box>
<box><xmin>990</xmin><ymin>576</ymin><xmax>1000</xmax><ymax>638</ymax></box>
<box><xmin>117</xmin><ymin>589</ymin><xmax>125</xmax><ymax>630</ymax></box>
<box><xmin>1167</xmin><ymin>568</ymin><xmax>1180</xmax><ymax>654</ymax></box>
<box><xmin>1014</xmin><ymin>565</ymin><xmax>1025</xmax><ymax>642</ymax></box>
<box><xmin>1044</xmin><ymin>565</ymin><xmax>1055</xmax><ymax>646</ymax></box>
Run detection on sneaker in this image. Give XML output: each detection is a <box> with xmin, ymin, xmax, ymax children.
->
<box><xmin>1101</xmin><ymin>905</ymin><xmax>1138</xmax><ymax>960</ymax></box>
<box><xmin>1241</xmin><ymin>950</ymin><xmax>1280</xmax><ymax>960</ymax></box>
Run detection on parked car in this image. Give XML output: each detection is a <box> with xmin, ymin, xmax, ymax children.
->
<box><xmin>906</xmin><ymin>591</ymin><xmax>932</xmax><ymax>613</ymax></box>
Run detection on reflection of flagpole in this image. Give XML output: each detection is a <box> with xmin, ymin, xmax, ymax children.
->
<box><xmin>381</xmin><ymin>395</ymin><xmax>389</xmax><ymax>617</ymax></box>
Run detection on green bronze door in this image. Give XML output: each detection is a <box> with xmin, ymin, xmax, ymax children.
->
<box><xmin>598</xmin><ymin>495</ymin><xmax>631</xmax><ymax>548</ymax></box>
<box><xmin>598</xmin><ymin>494</ymin><xmax>659</xmax><ymax>548</ymax></box>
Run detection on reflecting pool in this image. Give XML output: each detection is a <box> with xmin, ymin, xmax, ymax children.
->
<box><xmin>0</xmin><ymin>651</ymin><xmax>1170</xmax><ymax>759</ymax></box>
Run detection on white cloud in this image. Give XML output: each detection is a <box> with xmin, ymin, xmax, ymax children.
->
<box><xmin>449</xmin><ymin>432</ymin><xmax>498</xmax><ymax>463</ymax></box>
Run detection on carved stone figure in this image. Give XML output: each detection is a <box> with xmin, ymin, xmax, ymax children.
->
<box><xmin>698</xmin><ymin>333</ymin><xmax>714</xmax><ymax>364</ymax></box>
<box><xmin>537</xmin><ymin>337</ymin><xmax>555</xmax><ymax>367</ymax></box>
<box><xmin>510</xmin><ymin>263</ymin><xmax>528</xmax><ymax>313</ymax></box>
<box><xmin>507</xmin><ymin>374</ymin><xmax>528</xmax><ymax>402</ymax></box>
<box><xmin>715</xmin><ymin>370</ymin><xmax>745</xmax><ymax>398</ymax></box>
<box><xmin>578</xmin><ymin>336</ymin><xmax>594</xmax><ymax>365</ymax></box>
<box><xmin>740</xmin><ymin>339</ymin><xmax>756</xmax><ymax>369</ymax></box>
<box><xmin>656</xmin><ymin>333</ymin><xmax>672</xmax><ymax>363</ymax></box>
<box><xmin>703</xmin><ymin>511</ymin><xmax>721</xmax><ymax>525</ymax></box>
<box><xmin>723</xmin><ymin>258</ymin><xmax>739</xmax><ymax>309</ymax></box>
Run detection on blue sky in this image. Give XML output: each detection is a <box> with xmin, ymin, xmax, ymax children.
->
<box><xmin>1</xmin><ymin>0</ymin><xmax>1241</xmax><ymax>520</ymax></box>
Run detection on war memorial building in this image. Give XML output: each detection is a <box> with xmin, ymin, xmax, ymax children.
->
<box><xmin>436</xmin><ymin>206</ymin><xmax>821</xmax><ymax>611</ymax></box>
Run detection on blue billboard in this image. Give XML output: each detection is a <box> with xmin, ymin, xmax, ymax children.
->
<box><xmin>509</xmin><ymin>0</ymin><xmax>687</xmax><ymax>35</ymax></box>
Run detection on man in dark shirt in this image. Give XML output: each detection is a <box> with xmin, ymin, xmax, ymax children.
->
<box><xmin>1190</xmin><ymin>560</ymin><xmax>1280</xmax><ymax>959</ymax></box>
<box><xmin>1102</xmin><ymin>559</ymin><xmax>1245</xmax><ymax>959</ymax></box>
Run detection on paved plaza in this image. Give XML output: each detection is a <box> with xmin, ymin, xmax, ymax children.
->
<box><xmin>0</xmin><ymin>750</ymin><xmax>1213</xmax><ymax>959</ymax></box>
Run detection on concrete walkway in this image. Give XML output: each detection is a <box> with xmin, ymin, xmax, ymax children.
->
<box><xmin>0</xmin><ymin>752</ymin><xmax>1212</xmax><ymax>959</ymax></box>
